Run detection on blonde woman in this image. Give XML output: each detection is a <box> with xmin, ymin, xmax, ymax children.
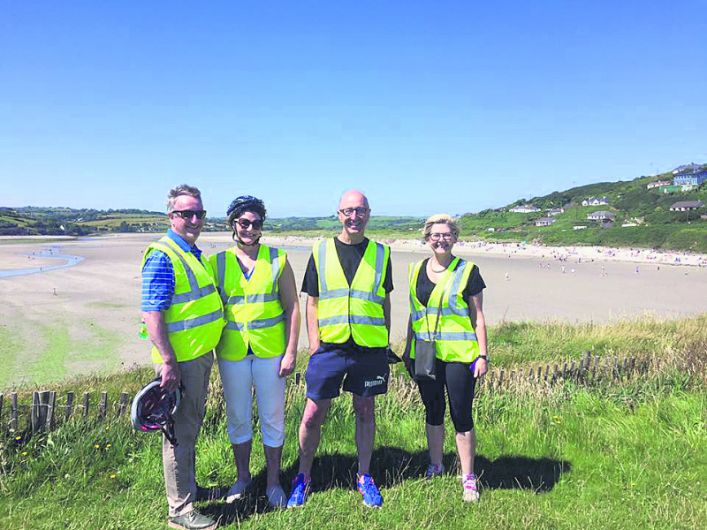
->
<box><xmin>403</xmin><ymin>214</ymin><xmax>488</xmax><ymax>502</ymax></box>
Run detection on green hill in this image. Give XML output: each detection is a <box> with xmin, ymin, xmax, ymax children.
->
<box><xmin>458</xmin><ymin>166</ymin><xmax>707</xmax><ymax>252</ymax></box>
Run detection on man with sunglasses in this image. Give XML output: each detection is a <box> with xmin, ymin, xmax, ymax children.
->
<box><xmin>141</xmin><ymin>184</ymin><xmax>224</xmax><ymax>530</ymax></box>
<box><xmin>287</xmin><ymin>189</ymin><xmax>393</xmax><ymax>509</ymax></box>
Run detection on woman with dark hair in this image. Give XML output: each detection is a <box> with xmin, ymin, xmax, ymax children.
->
<box><xmin>209</xmin><ymin>195</ymin><xmax>300</xmax><ymax>508</ymax></box>
<box><xmin>403</xmin><ymin>213</ymin><xmax>488</xmax><ymax>503</ymax></box>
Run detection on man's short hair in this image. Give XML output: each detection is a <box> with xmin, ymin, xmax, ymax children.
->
<box><xmin>166</xmin><ymin>184</ymin><xmax>202</xmax><ymax>213</ymax></box>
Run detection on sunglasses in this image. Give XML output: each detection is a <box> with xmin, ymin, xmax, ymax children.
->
<box><xmin>236</xmin><ymin>218</ymin><xmax>263</xmax><ymax>230</ymax></box>
<box><xmin>171</xmin><ymin>210</ymin><xmax>207</xmax><ymax>220</ymax></box>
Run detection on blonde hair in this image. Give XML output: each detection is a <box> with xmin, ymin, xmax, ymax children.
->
<box><xmin>166</xmin><ymin>184</ymin><xmax>201</xmax><ymax>212</ymax></box>
<box><xmin>423</xmin><ymin>213</ymin><xmax>460</xmax><ymax>240</ymax></box>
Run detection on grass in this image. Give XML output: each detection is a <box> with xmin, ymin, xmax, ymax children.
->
<box><xmin>1</xmin><ymin>315</ymin><xmax>706</xmax><ymax>529</ymax></box>
<box><xmin>488</xmin><ymin>314</ymin><xmax>707</xmax><ymax>369</ymax></box>
<box><xmin>1</xmin><ymin>320</ymin><xmax>124</xmax><ymax>388</ymax></box>
<box><xmin>0</xmin><ymin>364</ymin><xmax>704</xmax><ymax>529</ymax></box>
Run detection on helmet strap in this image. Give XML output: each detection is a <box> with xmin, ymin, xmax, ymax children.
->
<box><xmin>232</xmin><ymin>229</ymin><xmax>261</xmax><ymax>247</ymax></box>
<box><xmin>162</xmin><ymin>417</ymin><xmax>178</xmax><ymax>447</ymax></box>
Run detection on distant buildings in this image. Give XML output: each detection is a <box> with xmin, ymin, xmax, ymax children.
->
<box><xmin>545</xmin><ymin>207</ymin><xmax>564</xmax><ymax>216</ymax></box>
<box><xmin>669</xmin><ymin>200</ymin><xmax>704</xmax><ymax>212</ymax></box>
<box><xmin>535</xmin><ymin>217</ymin><xmax>556</xmax><ymax>227</ymax></box>
<box><xmin>587</xmin><ymin>211</ymin><xmax>615</xmax><ymax>221</ymax></box>
<box><xmin>646</xmin><ymin>180</ymin><xmax>671</xmax><ymax>189</ymax></box>
<box><xmin>509</xmin><ymin>204</ymin><xmax>540</xmax><ymax>213</ymax></box>
<box><xmin>582</xmin><ymin>197</ymin><xmax>609</xmax><ymax>206</ymax></box>
<box><xmin>673</xmin><ymin>167</ymin><xmax>707</xmax><ymax>187</ymax></box>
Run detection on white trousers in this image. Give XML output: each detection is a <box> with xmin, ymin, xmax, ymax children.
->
<box><xmin>218</xmin><ymin>355</ymin><xmax>286</xmax><ymax>447</ymax></box>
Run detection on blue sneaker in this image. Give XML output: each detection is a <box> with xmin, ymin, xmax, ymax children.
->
<box><xmin>357</xmin><ymin>474</ymin><xmax>383</xmax><ymax>508</ymax></box>
<box><xmin>287</xmin><ymin>473</ymin><xmax>310</xmax><ymax>508</ymax></box>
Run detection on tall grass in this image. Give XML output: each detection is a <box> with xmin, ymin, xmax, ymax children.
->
<box><xmin>1</xmin><ymin>317</ymin><xmax>706</xmax><ymax>529</ymax></box>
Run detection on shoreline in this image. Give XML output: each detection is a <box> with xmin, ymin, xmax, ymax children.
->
<box><xmin>259</xmin><ymin>235</ymin><xmax>707</xmax><ymax>267</ymax></box>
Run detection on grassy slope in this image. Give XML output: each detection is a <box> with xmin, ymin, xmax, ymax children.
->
<box><xmin>0</xmin><ymin>373</ymin><xmax>704</xmax><ymax>529</ymax></box>
<box><xmin>1</xmin><ymin>316</ymin><xmax>705</xmax><ymax>529</ymax></box>
<box><xmin>458</xmin><ymin>174</ymin><xmax>707</xmax><ymax>252</ymax></box>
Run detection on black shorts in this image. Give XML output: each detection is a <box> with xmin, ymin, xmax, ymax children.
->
<box><xmin>413</xmin><ymin>358</ymin><xmax>476</xmax><ymax>433</ymax></box>
<box><xmin>305</xmin><ymin>344</ymin><xmax>390</xmax><ymax>400</ymax></box>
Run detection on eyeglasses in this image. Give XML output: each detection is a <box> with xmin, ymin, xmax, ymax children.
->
<box><xmin>338</xmin><ymin>207</ymin><xmax>370</xmax><ymax>217</ymax></box>
<box><xmin>428</xmin><ymin>233</ymin><xmax>454</xmax><ymax>241</ymax></box>
<box><xmin>171</xmin><ymin>210</ymin><xmax>207</xmax><ymax>220</ymax></box>
<box><xmin>236</xmin><ymin>218</ymin><xmax>263</xmax><ymax>230</ymax></box>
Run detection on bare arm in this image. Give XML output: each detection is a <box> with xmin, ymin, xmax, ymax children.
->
<box><xmin>468</xmin><ymin>291</ymin><xmax>488</xmax><ymax>378</ymax></box>
<box><xmin>142</xmin><ymin>310</ymin><xmax>180</xmax><ymax>390</ymax></box>
<box><xmin>278</xmin><ymin>260</ymin><xmax>301</xmax><ymax>377</ymax></box>
<box><xmin>305</xmin><ymin>295</ymin><xmax>321</xmax><ymax>354</ymax></box>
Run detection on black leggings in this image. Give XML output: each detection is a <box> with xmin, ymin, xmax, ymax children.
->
<box><xmin>415</xmin><ymin>358</ymin><xmax>476</xmax><ymax>433</ymax></box>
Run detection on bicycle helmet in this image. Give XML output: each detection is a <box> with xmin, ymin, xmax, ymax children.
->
<box><xmin>130</xmin><ymin>378</ymin><xmax>182</xmax><ymax>446</ymax></box>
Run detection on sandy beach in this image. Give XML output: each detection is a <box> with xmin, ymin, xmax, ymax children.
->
<box><xmin>1</xmin><ymin>232</ymin><xmax>706</xmax><ymax>387</ymax></box>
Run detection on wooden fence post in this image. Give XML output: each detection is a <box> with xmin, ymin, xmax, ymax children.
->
<box><xmin>46</xmin><ymin>391</ymin><xmax>56</xmax><ymax>431</ymax></box>
<box><xmin>0</xmin><ymin>393</ymin><xmax>3</xmax><ymax>431</ymax></box>
<box><xmin>98</xmin><ymin>392</ymin><xmax>108</xmax><ymax>420</ymax></box>
<box><xmin>65</xmin><ymin>392</ymin><xmax>75</xmax><ymax>421</ymax></box>
<box><xmin>498</xmin><ymin>369</ymin><xmax>505</xmax><ymax>391</ymax></box>
<box><xmin>10</xmin><ymin>393</ymin><xmax>18</xmax><ymax>432</ymax></box>
<box><xmin>613</xmin><ymin>356</ymin><xmax>619</xmax><ymax>380</ymax></box>
<box><xmin>117</xmin><ymin>392</ymin><xmax>129</xmax><ymax>417</ymax></box>
<box><xmin>82</xmin><ymin>392</ymin><xmax>90</xmax><ymax>418</ymax></box>
<box><xmin>295</xmin><ymin>372</ymin><xmax>301</xmax><ymax>385</ymax></box>
<box><xmin>31</xmin><ymin>392</ymin><xmax>41</xmax><ymax>433</ymax></box>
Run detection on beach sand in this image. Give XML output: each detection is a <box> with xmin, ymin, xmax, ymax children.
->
<box><xmin>1</xmin><ymin>232</ymin><xmax>706</xmax><ymax>387</ymax></box>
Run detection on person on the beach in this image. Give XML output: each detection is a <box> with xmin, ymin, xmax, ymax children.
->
<box><xmin>403</xmin><ymin>214</ymin><xmax>488</xmax><ymax>502</ymax></box>
<box><xmin>287</xmin><ymin>189</ymin><xmax>393</xmax><ymax>509</ymax></box>
<box><xmin>209</xmin><ymin>196</ymin><xmax>300</xmax><ymax>508</ymax></box>
<box><xmin>141</xmin><ymin>184</ymin><xmax>223</xmax><ymax>530</ymax></box>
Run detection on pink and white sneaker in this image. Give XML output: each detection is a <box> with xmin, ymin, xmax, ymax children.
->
<box><xmin>462</xmin><ymin>473</ymin><xmax>479</xmax><ymax>502</ymax></box>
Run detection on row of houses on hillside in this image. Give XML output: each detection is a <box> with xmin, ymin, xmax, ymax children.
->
<box><xmin>531</xmin><ymin>200</ymin><xmax>704</xmax><ymax>228</ymax></box>
<box><xmin>647</xmin><ymin>166</ymin><xmax>707</xmax><ymax>191</ymax></box>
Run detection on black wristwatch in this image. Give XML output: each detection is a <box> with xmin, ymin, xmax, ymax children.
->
<box><xmin>478</xmin><ymin>355</ymin><xmax>489</xmax><ymax>362</ymax></box>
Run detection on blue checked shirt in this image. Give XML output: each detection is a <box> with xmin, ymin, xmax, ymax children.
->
<box><xmin>141</xmin><ymin>229</ymin><xmax>203</xmax><ymax>312</ymax></box>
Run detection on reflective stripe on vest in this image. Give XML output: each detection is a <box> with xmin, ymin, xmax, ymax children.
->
<box><xmin>314</xmin><ymin>238</ymin><xmax>389</xmax><ymax>348</ymax></box>
<box><xmin>143</xmin><ymin>236</ymin><xmax>224</xmax><ymax>363</ymax></box>
<box><xmin>211</xmin><ymin>244</ymin><xmax>287</xmax><ymax>361</ymax></box>
<box><xmin>408</xmin><ymin>257</ymin><xmax>480</xmax><ymax>363</ymax></box>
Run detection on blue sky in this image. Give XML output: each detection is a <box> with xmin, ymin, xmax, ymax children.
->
<box><xmin>1</xmin><ymin>1</ymin><xmax>706</xmax><ymax>217</ymax></box>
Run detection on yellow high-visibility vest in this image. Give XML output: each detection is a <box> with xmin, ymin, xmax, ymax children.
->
<box><xmin>210</xmin><ymin>245</ymin><xmax>287</xmax><ymax>361</ymax></box>
<box><xmin>408</xmin><ymin>257</ymin><xmax>480</xmax><ymax>363</ymax></box>
<box><xmin>142</xmin><ymin>235</ymin><xmax>224</xmax><ymax>364</ymax></box>
<box><xmin>313</xmin><ymin>238</ymin><xmax>389</xmax><ymax>348</ymax></box>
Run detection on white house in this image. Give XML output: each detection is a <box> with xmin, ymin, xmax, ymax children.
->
<box><xmin>669</xmin><ymin>200</ymin><xmax>704</xmax><ymax>212</ymax></box>
<box><xmin>582</xmin><ymin>197</ymin><xmax>609</xmax><ymax>206</ymax></box>
<box><xmin>535</xmin><ymin>217</ymin><xmax>556</xmax><ymax>227</ymax></box>
<box><xmin>509</xmin><ymin>204</ymin><xmax>540</xmax><ymax>213</ymax></box>
<box><xmin>587</xmin><ymin>211</ymin><xmax>615</xmax><ymax>222</ymax></box>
